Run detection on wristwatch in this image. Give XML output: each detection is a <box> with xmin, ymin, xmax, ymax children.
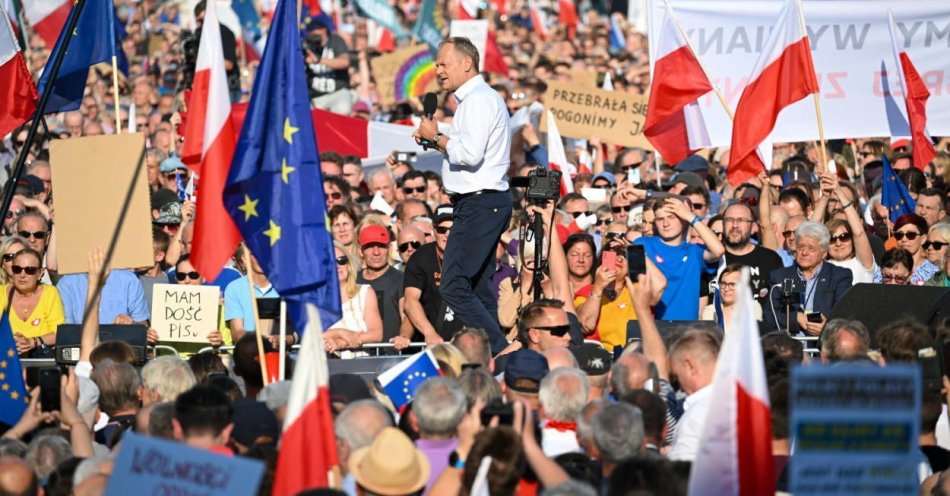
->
<box><xmin>690</xmin><ymin>214</ymin><xmax>702</xmax><ymax>226</ymax></box>
<box><xmin>448</xmin><ymin>450</ymin><xmax>466</xmax><ymax>469</ymax></box>
<box><xmin>432</xmin><ymin>132</ymin><xmax>445</xmax><ymax>145</ymax></box>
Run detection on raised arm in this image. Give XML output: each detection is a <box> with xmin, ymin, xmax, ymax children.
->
<box><xmin>756</xmin><ymin>171</ymin><xmax>779</xmax><ymax>252</ymax></box>
<box><xmin>627</xmin><ymin>274</ymin><xmax>668</xmax><ymax>380</ymax></box>
<box><xmin>79</xmin><ymin>248</ymin><xmax>107</xmax><ymax>363</ymax></box>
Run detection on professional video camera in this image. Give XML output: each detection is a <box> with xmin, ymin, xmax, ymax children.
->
<box><xmin>511</xmin><ymin>167</ymin><xmax>562</xmax><ymax>204</ymax></box>
<box><xmin>304</xmin><ymin>32</ymin><xmax>325</xmax><ymax>58</ymax></box>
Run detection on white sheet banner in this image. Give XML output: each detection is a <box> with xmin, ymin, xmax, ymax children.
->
<box><xmin>647</xmin><ymin>0</ymin><xmax>950</xmax><ymax>146</ymax></box>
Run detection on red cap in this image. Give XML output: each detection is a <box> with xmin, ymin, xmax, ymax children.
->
<box><xmin>891</xmin><ymin>138</ymin><xmax>910</xmax><ymax>150</ymax></box>
<box><xmin>359</xmin><ymin>224</ymin><xmax>391</xmax><ymax>247</ymax></box>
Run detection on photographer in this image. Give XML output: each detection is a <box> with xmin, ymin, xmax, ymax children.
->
<box><xmin>303</xmin><ymin>18</ymin><xmax>353</xmax><ymax>114</ymax></box>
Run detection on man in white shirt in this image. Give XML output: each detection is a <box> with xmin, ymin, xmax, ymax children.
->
<box><xmin>414</xmin><ymin>36</ymin><xmax>512</xmax><ymax>354</ymax></box>
<box><xmin>667</xmin><ymin>329</ymin><xmax>721</xmax><ymax>461</ymax></box>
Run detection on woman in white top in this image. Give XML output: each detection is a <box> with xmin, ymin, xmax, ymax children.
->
<box><xmin>702</xmin><ymin>264</ymin><xmax>761</xmax><ymax>332</ymax></box>
<box><xmin>816</xmin><ymin>171</ymin><xmax>877</xmax><ymax>285</ymax></box>
<box><xmin>924</xmin><ymin>224</ymin><xmax>950</xmax><ymax>274</ymax></box>
<box><xmin>324</xmin><ymin>242</ymin><xmax>383</xmax><ymax>354</ymax></box>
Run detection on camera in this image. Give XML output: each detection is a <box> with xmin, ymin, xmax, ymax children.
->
<box><xmin>782</xmin><ymin>277</ymin><xmax>805</xmax><ymax>295</ymax></box>
<box><xmin>511</xmin><ymin>168</ymin><xmax>562</xmax><ymax>204</ymax></box>
<box><xmin>305</xmin><ymin>33</ymin><xmax>324</xmax><ymax>56</ymax></box>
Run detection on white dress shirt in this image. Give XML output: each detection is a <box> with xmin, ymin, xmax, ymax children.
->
<box><xmin>442</xmin><ymin>75</ymin><xmax>511</xmax><ymax>194</ymax></box>
<box><xmin>668</xmin><ymin>384</ymin><xmax>713</xmax><ymax>461</ymax></box>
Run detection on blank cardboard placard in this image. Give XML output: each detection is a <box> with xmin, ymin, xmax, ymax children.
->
<box><xmin>51</xmin><ymin>133</ymin><xmax>153</xmax><ymax>274</ymax></box>
<box><xmin>151</xmin><ymin>284</ymin><xmax>220</xmax><ymax>343</ymax></box>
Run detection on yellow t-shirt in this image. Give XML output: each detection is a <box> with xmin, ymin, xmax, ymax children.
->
<box><xmin>0</xmin><ymin>284</ymin><xmax>66</xmax><ymax>338</ymax></box>
<box><xmin>574</xmin><ymin>285</ymin><xmax>637</xmax><ymax>352</ymax></box>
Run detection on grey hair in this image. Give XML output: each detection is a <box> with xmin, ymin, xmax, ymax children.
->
<box><xmin>592</xmin><ymin>403</ymin><xmax>645</xmax><ymax>464</ymax></box>
<box><xmin>541</xmin><ymin>479</ymin><xmax>598</xmax><ymax>496</ymax></box>
<box><xmin>929</xmin><ymin>222</ymin><xmax>950</xmax><ymax>243</ymax></box>
<box><xmin>795</xmin><ymin>220</ymin><xmax>831</xmax><ymax>250</ymax></box>
<box><xmin>25</xmin><ymin>434</ymin><xmax>72</xmax><ymax>479</ymax></box>
<box><xmin>141</xmin><ymin>355</ymin><xmax>197</xmax><ymax>403</ymax></box>
<box><xmin>820</xmin><ymin>319</ymin><xmax>871</xmax><ymax>361</ymax></box>
<box><xmin>538</xmin><ymin>368</ymin><xmax>590</xmax><ymax>423</ymax></box>
<box><xmin>439</xmin><ymin>37</ymin><xmax>480</xmax><ymax>72</ymax></box>
<box><xmin>457</xmin><ymin>368</ymin><xmax>501</xmax><ymax>408</ymax></box>
<box><xmin>413</xmin><ymin>377</ymin><xmax>467</xmax><ymax>437</ymax></box>
<box><xmin>334</xmin><ymin>399</ymin><xmax>394</xmax><ymax>451</ymax></box>
<box><xmin>145</xmin><ymin>148</ymin><xmax>167</xmax><ymax>164</ymax></box>
<box><xmin>575</xmin><ymin>399</ymin><xmax>610</xmax><ymax>446</ymax></box>
<box><xmin>452</xmin><ymin>327</ymin><xmax>492</xmax><ymax>370</ymax></box>
<box><xmin>14</xmin><ymin>211</ymin><xmax>49</xmax><ymax>232</ymax></box>
<box><xmin>148</xmin><ymin>402</ymin><xmax>177</xmax><ymax>440</ymax></box>
<box><xmin>0</xmin><ymin>439</ymin><xmax>27</xmax><ymax>458</ymax></box>
<box><xmin>366</xmin><ymin>167</ymin><xmax>395</xmax><ymax>186</ymax></box>
<box><xmin>258</xmin><ymin>380</ymin><xmax>293</xmax><ymax>412</ymax></box>
<box><xmin>73</xmin><ymin>453</ymin><xmax>114</xmax><ymax>486</ymax></box>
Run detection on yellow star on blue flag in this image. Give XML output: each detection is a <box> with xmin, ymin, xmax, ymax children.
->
<box><xmin>0</xmin><ymin>313</ymin><xmax>28</xmax><ymax>425</ymax></box>
<box><xmin>881</xmin><ymin>154</ymin><xmax>916</xmax><ymax>222</ymax></box>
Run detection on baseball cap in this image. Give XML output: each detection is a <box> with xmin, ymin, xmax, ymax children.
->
<box><xmin>570</xmin><ymin>343</ymin><xmax>613</xmax><ymax>376</ymax></box>
<box><xmin>359</xmin><ymin>224</ymin><xmax>390</xmax><ymax>247</ymax></box>
<box><xmin>160</xmin><ymin>156</ymin><xmax>188</xmax><ymax>173</ymax></box>
<box><xmin>329</xmin><ymin>373</ymin><xmax>372</xmax><ymax>413</ymax></box>
<box><xmin>503</xmin><ymin>349</ymin><xmax>549</xmax><ymax>393</ymax></box>
<box><xmin>16</xmin><ymin>175</ymin><xmax>44</xmax><ymax>197</ymax></box>
<box><xmin>674</xmin><ymin>155</ymin><xmax>710</xmax><ymax>174</ymax></box>
<box><xmin>230</xmin><ymin>399</ymin><xmax>280</xmax><ymax>447</ymax></box>
<box><xmin>434</xmin><ymin>204</ymin><xmax>453</xmax><ymax>225</ymax></box>
<box><xmin>151</xmin><ymin>188</ymin><xmax>180</xmax><ymax>210</ymax></box>
<box><xmin>670</xmin><ymin>171</ymin><xmax>704</xmax><ymax>190</ymax></box>
<box><xmin>154</xmin><ymin>202</ymin><xmax>182</xmax><ymax>225</ymax></box>
<box><xmin>592</xmin><ymin>171</ymin><xmax>617</xmax><ymax>186</ymax></box>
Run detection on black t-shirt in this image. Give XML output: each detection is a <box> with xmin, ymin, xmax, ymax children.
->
<box><xmin>922</xmin><ymin>445</ymin><xmax>950</xmax><ymax>473</ymax></box>
<box><xmin>305</xmin><ymin>34</ymin><xmax>350</xmax><ymax>99</ymax></box>
<box><xmin>196</xmin><ymin>25</ymin><xmax>239</xmax><ymax>92</ymax></box>
<box><xmin>724</xmin><ymin>245</ymin><xmax>785</xmax><ymax>309</ymax></box>
<box><xmin>357</xmin><ymin>267</ymin><xmax>403</xmax><ymax>342</ymax></box>
<box><xmin>403</xmin><ymin>243</ymin><xmax>462</xmax><ymax>340</ymax></box>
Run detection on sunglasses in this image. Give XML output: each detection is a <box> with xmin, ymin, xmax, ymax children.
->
<box><xmin>596</xmin><ymin>218</ymin><xmax>613</xmax><ymax>226</ymax></box>
<box><xmin>402</xmin><ymin>186</ymin><xmax>426</xmax><ymax>194</ymax></box>
<box><xmin>782</xmin><ymin>230</ymin><xmax>795</xmax><ymax>238</ymax></box>
<box><xmin>11</xmin><ymin>265</ymin><xmax>39</xmax><ymax>275</ymax></box>
<box><xmin>17</xmin><ymin>230</ymin><xmax>47</xmax><ymax>240</ymax></box>
<box><xmin>882</xmin><ymin>274</ymin><xmax>908</xmax><ymax>283</ymax></box>
<box><xmin>335</xmin><ymin>255</ymin><xmax>349</xmax><ymax>266</ymax></box>
<box><xmin>326</xmin><ymin>191</ymin><xmax>343</xmax><ymax>200</ymax></box>
<box><xmin>570</xmin><ymin>211</ymin><xmax>594</xmax><ymax>218</ymax></box>
<box><xmin>605</xmin><ymin>232</ymin><xmax>626</xmax><ymax>241</ymax></box>
<box><xmin>398</xmin><ymin>240</ymin><xmax>422</xmax><ymax>253</ymax></box>
<box><xmin>532</xmin><ymin>324</ymin><xmax>571</xmax><ymax>337</ymax></box>
<box><xmin>619</xmin><ymin>163</ymin><xmax>642</xmax><ymax>172</ymax></box>
<box><xmin>175</xmin><ymin>271</ymin><xmax>201</xmax><ymax>281</ymax></box>
<box><xmin>5</xmin><ymin>209</ymin><xmax>25</xmax><ymax>219</ymax></box>
<box><xmin>893</xmin><ymin>231</ymin><xmax>921</xmax><ymax>241</ymax></box>
<box><xmin>1</xmin><ymin>253</ymin><xmax>15</xmax><ymax>262</ymax></box>
<box><xmin>925</xmin><ymin>241</ymin><xmax>948</xmax><ymax>250</ymax></box>
<box><xmin>435</xmin><ymin>226</ymin><xmax>451</xmax><ymax>235</ymax></box>
<box><xmin>611</xmin><ymin>205</ymin><xmax>633</xmax><ymax>213</ymax></box>
<box><xmin>829</xmin><ymin>232</ymin><xmax>852</xmax><ymax>244</ymax></box>
<box><xmin>691</xmin><ymin>203</ymin><xmax>706</xmax><ymax>210</ymax></box>
<box><xmin>713</xmin><ymin>230</ymin><xmax>723</xmax><ymax>238</ymax></box>
<box><xmin>738</xmin><ymin>196</ymin><xmax>760</xmax><ymax>207</ymax></box>
<box><xmin>163</xmin><ymin>172</ymin><xmax>181</xmax><ymax>180</ymax></box>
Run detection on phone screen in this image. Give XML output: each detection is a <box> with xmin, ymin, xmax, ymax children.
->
<box><xmin>626</xmin><ymin>244</ymin><xmax>646</xmax><ymax>279</ymax></box>
<box><xmin>601</xmin><ymin>251</ymin><xmax>617</xmax><ymax>272</ymax></box>
<box><xmin>38</xmin><ymin>367</ymin><xmax>61</xmax><ymax>413</ymax></box>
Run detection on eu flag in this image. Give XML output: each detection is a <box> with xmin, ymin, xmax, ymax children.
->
<box><xmin>881</xmin><ymin>154</ymin><xmax>916</xmax><ymax>223</ymax></box>
<box><xmin>37</xmin><ymin>0</ymin><xmax>128</xmax><ymax>115</ymax></box>
<box><xmin>223</xmin><ymin>0</ymin><xmax>341</xmax><ymax>332</ymax></box>
<box><xmin>377</xmin><ymin>350</ymin><xmax>442</xmax><ymax>410</ymax></box>
<box><xmin>0</xmin><ymin>313</ymin><xmax>28</xmax><ymax>427</ymax></box>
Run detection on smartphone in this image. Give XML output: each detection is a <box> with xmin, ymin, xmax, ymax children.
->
<box><xmin>628</xmin><ymin>168</ymin><xmax>641</xmax><ymax>185</ymax></box>
<box><xmin>480</xmin><ymin>399</ymin><xmax>514</xmax><ymax>426</ymax></box>
<box><xmin>395</xmin><ymin>152</ymin><xmax>417</xmax><ymax>163</ymax></box>
<box><xmin>626</xmin><ymin>244</ymin><xmax>646</xmax><ymax>279</ymax></box>
<box><xmin>38</xmin><ymin>367</ymin><xmax>61</xmax><ymax>413</ymax></box>
<box><xmin>601</xmin><ymin>250</ymin><xmax>617</xmax><ymax>272</ymax></box>
<box><xmin>806</xmin><ymin>312</ymin><xmax>823</xmax><ymax>323</ymax></box>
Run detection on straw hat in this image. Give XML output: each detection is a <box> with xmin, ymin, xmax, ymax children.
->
<box><xmin>348</xmin><ymin>427</ymin><xmax>430</xmax><ymax>495</ymax></box>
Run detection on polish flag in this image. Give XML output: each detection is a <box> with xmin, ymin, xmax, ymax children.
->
<box><xmin>179</xmin><ymin>2</ymin><xmax>241</xmax><ymax>282</ymax></box>
<box><xmin>546</xmin><ymin>110</ymin><xmax>575</xmax><ymax>195</ymax></box>
<box><xmin>484</xmin><ymin>30</ymin><xmax>509</xmax><ymax>75</ymax></box>
<box><xmin>558</xmin><ymin>0</ymin><xmax>578</xmax><ymax>39</ymax></box>
<box><xmin>2</xmin><ymin>0</ymin><xmax>19</xmax><ymax>40</ymax></box>
<box><xmin>888</xmin><ymin>10</ymin><xmax>936</xmax><ymax>171</ymax></box>
<box><xmin>458</xmin><ymin>0</ymin><xmax>478</xmax><ymax>19</ymax></box>
<box><xmin>0</xmin><ymin>1</ymin><xmax>37</xmax><ymax>139</ymax></box>
<box><xmin>728</xmin><ymin>0</ymin><xmax>818</xmax><ymax>186</ymax></box>
<box><xmin>687</xmin><ymin>268</ymin><xmax>774</xmax><ymax>496</ymax></box>
<box><xmin>366</xmin><ymin>20</ymin><xmax>395</xmax><ymax>53</ymax></box>
<box><xmin>273</xmin><ymin>304</ymin><xmax>340</xmax><ymax>496</ymax></box>
<box><xmin>528</xmin><ymin>0</ymin><xmax>548</xmax><ymax>41</ymax></box>
<box><xmin>22</xmin><ymin>0</ymin><xmax>70</xmax><ymax>49</ymax></box>
<box><xmin>643</xmin><ymin>0</ymin><xmax>713</xmax><ymax>165</ymax></box>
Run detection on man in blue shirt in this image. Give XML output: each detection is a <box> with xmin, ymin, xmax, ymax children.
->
<box><xmin>224</xmin><ymin>253</ymin><xmax>279</xmax><ymax>344</ymax></box>
<box><xmin>57</xmin><ymin>269</ymin><xmax>153</xmax><ymax>342</ymax></box>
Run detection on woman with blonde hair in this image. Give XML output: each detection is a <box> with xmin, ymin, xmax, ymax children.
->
<box><xmin>325</xmin><ymin>241</ymin><xmax>383</xmax><ymax>356</ymax></box>
<box><xmin>0</xmin><ymin>236</ymin><xmax>28</xmax><ymax>284</ymax></box>
<box><xmin>429</xmin><ymin>342</ymin><xmax>467</xmax><ymax>378</ymax></box>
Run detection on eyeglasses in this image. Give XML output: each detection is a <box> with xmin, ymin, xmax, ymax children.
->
<box><xmin>402</xmin><ymin>186</ymin><xmax>426</xmax><ymax>194</ymax></box>
<box><xmin>532</xmin><ymin>324</ymin><xmax>571</xmax><ymax>337</ymax></box>
<box><xmin>11</xmin><ymin>265</ymin><xmax>39</xmax><ymax>275</ymax></box>
<box><xmin>175</xmin><ymin>271</ymin><xmax>201</xmax><ymax>281</ymax></box>
<box><xmin>398</xmin><ymin>240</ymin><xmax>422</xmax><ymax>252</ymax></box>
<box><xmin>596</xmin><ymin>218</ymin><xmax>612</xmax><ymax>226</ymax></box>
<box><xmin>893</xmin><ymin>231</ymin><xmax>921</xmax><ymax>241</ymax></box>
<box><xmin>1</xmin><ymin>253</ymin><xmax>15</xmax><ymax>262</ymax></box>
<box><xmin>719</xmin><ymin>282</ymin><xmax>737</xmax><ymax>290</ymax></box>
<box><xmin>605</xmin><ymin>232</ymin><xmax>625</xmax><ymax>240</ymax></box>
<box><xmin>163</xmin><ymin>172</ymin><xmax>181</xmax><ymax>180</ymax></box>
<box><xmin>17</xmin><ymin>230</ymin><xmax>47</xmax><ymax>240</ymax></box>
<box><xmin>829</xmin><ymin>232</ymin><xmax>852</xmax><ymax>244</ymax></box>
<box><xmin>326</xmin><ymin>191</ymin><xmax>343</xmax><ymax>200</ymax></box>
<box><xmin>882</xmin><ymin>274</ymin><xmax>908</xmax><ymax>283</ymax></box>
<box><xmin>435</xmin><ymin>226</ymin><xmax>451</xmax><ymax>235</ymax></box>
<box><xmin>611</xmin><ymin>205</ymin><xmax>633</xmax><ymax>213</ymax></box>
<box><xmin>723</xmin><ymin>218</ymin><xmax>753</xmax><ymax>225</ymax></box>
<box><xmin>619</xmin><ymin>163</ymin><xmax>642</xmax><ymax>172</ymax></box>
<box><xmin>335</xmin><ymin>255</ymin><xmax>349</xmax><ymax>266</ymax></box>
<box><xmin>925</xmin><ymin>241</ymin><xmax>948</xmax><ymax>250</ymax></box>
<box><xmin>782</xmin><ymin>230</ymin><xmax>795</xmax><ymax>238</ymax></box>
<box><xmin>570</xmin><ymin>211</ymin><xmax>594</xmax><ymax>218</ymax></box>
<box><xmin>738</xmin><ymin>196</ymin><xmax>759</xmax><ymax>207</ymax></box>
<box><xmin>691</xmin><ymin>203</ymin><xmax>706</xmax><ymax>210</ymax></box>
<box><xmin>5</xmin><ymin>209</ymin><xmax>24</xmax><ymax>219</ymax></box>
<box><xmin>712</xmin><ymin>230</ymin><xmax>723</xmax><ymax>238</ymax></box>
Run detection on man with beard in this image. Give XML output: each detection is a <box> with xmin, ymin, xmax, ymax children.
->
<box><xmin>720</xmin><ymin>202</ymin><xmax>784</xmax><ymax>312</ymax></box>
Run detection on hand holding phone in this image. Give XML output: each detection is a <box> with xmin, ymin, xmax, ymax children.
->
<box><xmin>38</xmin><ymin>367</ymin><xmax>62</xmax><ymax>413</ymax></box>
<box><xmin>806</xmin><ymin>312</ymin><xmax>823</xmax><ymax>323</ymax></box>
<box><xmin>626</xmin><ymin>244</ymin><xmax>646</xmax><ymax>279</ymax></box>
<box><xmin>602</xmin><ymin>250</ymin><xmax>617</xmax><ymax>272</ymax></box>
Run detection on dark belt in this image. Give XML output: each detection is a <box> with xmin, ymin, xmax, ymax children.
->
<box><xmin>448</xmin><ymin>189</ymin><xmax>506</xmax><ymax>204</ymax></box>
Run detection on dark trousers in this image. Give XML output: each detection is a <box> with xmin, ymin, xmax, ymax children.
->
<box><xmin>440</xmin><ymin>191</ymin><xmax>512</xmax><ymax>354</ymax></box>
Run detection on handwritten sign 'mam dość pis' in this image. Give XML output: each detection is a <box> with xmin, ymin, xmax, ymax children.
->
<box><xmin>151</xmin><ymin>284</ymin><xmax>219</xmax><ymax>344</ymax></box>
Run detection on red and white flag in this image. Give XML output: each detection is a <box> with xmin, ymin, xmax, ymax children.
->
<box><xmin>0</xmin><ymin>1</ymin><xmax>36</xmax><ymax>139</ymax></box>
<box><xmin>643</xmin><ymin>0</ymin><xmax>713</xmax><ymax>165</ymax></box>
<box><xmin>558</xmin><ymin>0</ymin><xmax>579</xmax><ymax>39</ymax></box>
<box><xmin>22</xmin><ymin>0</ymin><xmax>70</xmax><ymax>48</ymax></box>
<box><xmin>366</xmin><ymin>20</ymin><xmax>395</xmax><ymax>52</ymax></box>
<box><xmin>528</xmin><ymin>0</ymin><xmax>548</xmax><ymax>41</ymax></box>
<box><xmin>688</xmin><ymin>268</ymin><xmax>774</xmax><ymax>496</ymax></box>
<box><xmin>273</xmin><ymin>304</ymin><xmax>340</xmax><ymax>496</ymax></box>
<box><xmin>484</xmin><ymin>30</ymin><xmax>509</xmax><ymax>75</ymax></box>
<box><xmin>458</xmin><ymin>0</ymin><xmax>478</xmax><ymax>19</ymax></box>
<box><xmin>179</xmin><ymin>3</ymin><xmax>241</xmax><ymax>282</ymax></box>
<box><xmin>728</xmin><ymin>0</ymin><xmax>818</xmax><ymax>186</ymax></box>
<box><xmin>888</xmin><ymin>10</ymin><xmax>936</xmax><ymax>171</ymax></box>
<box><xmin>546</xmin><ymin>110</ymin><xmax>575</xmax><ymax>195</ymax></box>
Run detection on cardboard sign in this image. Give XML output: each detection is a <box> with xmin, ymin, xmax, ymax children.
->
<box><xmin>570</xmin><ymin>69</ymin><xmax>597</xmax><ymax>88</ymax></box>
<box><xmin>370</xmin><ymin>45</ymin><xmax>438</xmax><ymax>105</ymax></box>
<box><xmin>790</xmin><ymin>365</ymin><xmax>920</xmax><ymax>495</ymax></box>
<box><xmin>106</xmin><ymin>432</ymin><xmax>264</xmax><ymax>496</ymax></box>
<box><xmin>541</xmin><ymin>81</ymin><xmax>652</xmax><ymax>149</ymax></box>
<box><xmin>51</xmin><ymin>134</ymin><xmax>153</xmax><ymax>274</ymax></box>
<box><xmin>449</xmin><ymin>20</ymin><xmax>488</xmax><ymax>71</ymax></box>
<box><xmin>151</xmin><ymin>284</ymin><xmax>220</xmax><ymax>343</ymax></box>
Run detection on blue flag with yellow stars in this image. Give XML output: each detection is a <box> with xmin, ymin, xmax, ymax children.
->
<box><xmin>0</xmin><ymin>313</ymin><xmax>28</xmax><ymax>427</ymax></box>
<box><xmin>37</xmin><ymin>0</ymin><xmax>129</xmax><ymax>115</ymax></box>
<box><xmin>881</xmin><ymin>154</ymin><xmax>916</xmax><ymax>223</ymax></box>
<box><xmin>223</xmin><ymin>0</ymin><xmax>341</xmax><ymax>333</ymax></box>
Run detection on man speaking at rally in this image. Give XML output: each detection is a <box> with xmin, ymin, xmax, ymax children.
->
<box><xmin>413</xmin><ymin>37</ymin><xmax>512</xmax><ymax>354</ymax></box>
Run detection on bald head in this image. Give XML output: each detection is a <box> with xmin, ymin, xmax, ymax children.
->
<box><xmin>334</xmin><ymin>400</ymin><xmax>393</xmax><ymax>467</ymax></box>
<box><xmin>0</xmin><ymin>456</ymin><xmax>38</xmax><ymax>496</ymax></box>
<box><xmin>543</xmin><ymin>345</ymin><xmax>578</xmax><ymax>371</ymax></box>
<box><xmin>609</xmin><ymin>352</ymin><xmax>651</xmax><ymax>398</ymax></box>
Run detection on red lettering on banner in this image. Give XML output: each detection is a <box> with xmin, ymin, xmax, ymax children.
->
<box><xmin>923</xmin><ymin>70</ymin><xmax>945</xmax><ymax>97</ymax></box>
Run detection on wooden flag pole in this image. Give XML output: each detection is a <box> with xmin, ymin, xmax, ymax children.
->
<box><xmin>111</xmin><ymin>56</ymin><xmax>122</xmax><ymax>133</ymax></box>
<box><xmin>794</xmin><ymin>0</ymin><xmax>829</xmax><ymax>170</ymax></box>
<box><xmin>242</xmin><ymin>247</ymin><xmax>270</xmax><ymax>384</ymax></box>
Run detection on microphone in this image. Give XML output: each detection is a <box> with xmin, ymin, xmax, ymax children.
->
<box><xmin>421</xmin><ymin>92</ymin><xmax>438</xmax><ymax>151</ymax></box>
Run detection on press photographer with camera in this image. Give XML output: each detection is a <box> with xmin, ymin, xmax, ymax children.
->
<box><xmin>303</xmin><ymin>17</ymin><xmax>353</xmax><ymax>114</ymax></box>
<box><xmin>413</xmin><ymin>37</ymin><xmax>511</xmax><ymax>355</ymax></box>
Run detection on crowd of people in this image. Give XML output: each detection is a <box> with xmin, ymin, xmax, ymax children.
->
<box><xmin>2</xmin><ymin>0</ymin><xmax>950</xmax><ymax>494</ymax></box>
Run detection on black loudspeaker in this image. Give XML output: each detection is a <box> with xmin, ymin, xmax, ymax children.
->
<box><xmin>828</xmin><ymin>283</ymin><xmax>950</xmax><ymax>344</ymax></box>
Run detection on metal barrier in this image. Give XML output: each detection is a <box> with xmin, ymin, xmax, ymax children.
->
<box><xmin>194</xmin><ymin>342</ymin><xmax>429</xmax><ymax>357</ymax></box>
<box><xmin>792</xmin><ymin>336</ymin><xmax>821</xmax><ymax>356</ymax></box>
